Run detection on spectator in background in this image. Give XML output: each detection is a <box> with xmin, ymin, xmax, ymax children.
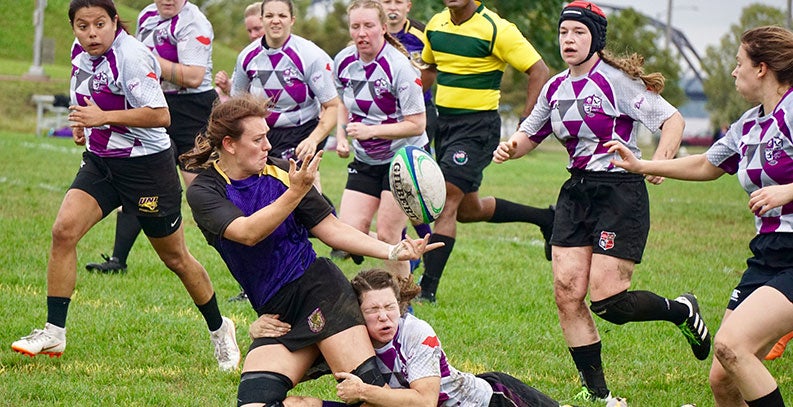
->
<box><xmin>214</xmin><ymin>1</ymin><xmax>263</xmax><ymax>103</ymax></box>
<box><xmin>417</xmin><ymin>0</ymin><xmax>554</xmax><ymax>303</ymax></box>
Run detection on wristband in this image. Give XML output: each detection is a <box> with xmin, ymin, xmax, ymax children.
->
<box><xmin>387</xmin><ymin>243</ymin><xmax>401</xmax><ymax>261</ymax></box>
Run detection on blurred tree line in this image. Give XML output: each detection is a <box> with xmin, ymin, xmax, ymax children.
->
<box><xmin>113</xmin><ymin>0</ymin><xmax>788</xmax><ymax>127</ymax></box>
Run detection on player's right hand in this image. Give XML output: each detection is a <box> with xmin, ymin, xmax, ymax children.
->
<box><xmin>492</xmin><ymin>140</ymin><xmax>517</xmax><ymax>163</ymax></box>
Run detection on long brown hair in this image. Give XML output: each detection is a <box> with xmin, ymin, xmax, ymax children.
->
<box><xmin>599</xmin><ymin>50</ymin><xmax>665</xmax><ymax>93</ymax></box>
<box><xmin>741</xmin><ymin>25</ymin><xmax>793</xmax><ymax>87</ymax></box>
<box><xmin>180</xmin><ymin>94</ymin><xmax>270</xmax><ymax>171</ymax></box>
<box><xmin>351</xmin><ymin>269</ymin><xmax>421</xmax><ymax>315</ymax></box>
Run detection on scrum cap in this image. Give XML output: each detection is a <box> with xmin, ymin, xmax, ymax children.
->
<box><xmin>559</xmin><ymin>1</ymin><xmax>607</xmax><ymax>64</ymax></box>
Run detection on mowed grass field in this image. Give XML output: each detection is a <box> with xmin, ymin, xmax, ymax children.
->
<box><xmin>0</xmin><ymin>129</ymin><xmax>790</xmax><ymax>406</ymax></box>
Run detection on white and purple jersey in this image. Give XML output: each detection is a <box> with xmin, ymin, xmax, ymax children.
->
<box><xmin>136</xmin><ymin>1</ymin><xmax>214</xmax><ymax>94</ymax></box>
<box><xmin>334</xmin><ymin>43</ymin><xmax>427</xmax><ymax>165</ymax></box>
<box><xmin>231</xmin><ymin>35</ymin><xmax>337</xmax><ymax>129</ymax></box>
<box><xmin>70</xmin><ymin>30</ymin><xmax>170</xmax><ymax>158</ymax></box>
<box><xmin>706</xmin><ymin>88</ymin><xmax>793</xmax><ymax>234</ymax></box>
<box><xmin>520</xmin><ymin>60</ymin><xmax>677</xmax><ymax>172</ymax></box>
<box><xmin>376</xmin><ymin>314</ymin><xmax>493</xmax><ymax>406</ymax></box>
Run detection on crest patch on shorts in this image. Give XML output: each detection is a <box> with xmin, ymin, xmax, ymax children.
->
<box><xmin>307</xmin><ymin>307</ymin><xmax>326</xmax><ymax>333</ymax></box>
<box><xmin>598</xmin><ymin>231</ymin><xmax>615</xmax><ymax>250</ymax></box>
<box><xmin>453</xmin><ymin>150</ymin><xmax>468</xmax><ymax>165</ymax></box>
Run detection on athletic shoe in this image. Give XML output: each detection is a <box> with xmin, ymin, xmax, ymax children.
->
<box><xmin>765</xmin><ymin>331</ymin><xmax>793</xmax><ymax>360</ymax></box>
<box><xmin>540</xmin><ymin>205</ymin><xmax>555</xmax><ymax>261</ymax></box>
<box><xmin>12</xmin><ymin>323</ymin><xmax>66</xmax><ymax>358</ymax></box>
<box><xmin>329</xmin><ymin>249</ymin><xmax>364</xmax><ymax>265</ymax></box>
<box><xmin>210</xmin><ymin>317</ymin><xmax>240</xmax><ymax>371</ymax></box>
<box><xmin>85</xmin><ymin>254</ymin><xmax>127</xmax><ymax>274</ymax></box>
<box><xmin>415</xmin><ymin>292</ymin><xmax>436</xmax><ymax>304</ymax></box>
<box><xmin>227</xmin><ymin>290</ymin><xmax>248</xmax><ymax>303</ymax></box>
<box><xmin>573</xmin><ymin>387</ymin><xmax>627</xmax><ymax>405</ymax></box>
<box><xmin>675</xmin><ymin>293</ymin><xmax>711</xmax><ymax>360</ymax></box>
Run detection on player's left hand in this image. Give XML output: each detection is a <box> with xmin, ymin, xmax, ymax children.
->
<box><xmin>288</xmin><ymin>150</ymin><xmax>323</xmax><ymax>195</ymax></box>
<box><xmin>295</xmin><ymin>138</ymin><xmax>318</xmax><ymax>162</ymax></box>
<box><xmin>334</xmin><ymin>372</ymin><xmax>365</xmax><ymax>404</ymax></box>
<box><xmin>249</xmin><ymin>314</ymin><xmax>291</xmax><ymax>339</ymax></box>
<box><xmin>749</xmin><ymin>184</ymin><xmax>793</xmax><ymax>216</ymax></box>
<box><xmin>72</xmin><ymin>126</ymin><xmax>86</xmax><ymax>145</ymax></box>
<box><xmin>390</xmin><ymin>233</ymin><xmax>444</xmax><ymax>261</ymax></box>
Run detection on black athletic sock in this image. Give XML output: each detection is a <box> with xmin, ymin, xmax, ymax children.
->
<box><xmin>603</xmin><ymin>290</ymin><xmax>690</xmax><ymax>324</ymax></box>
<box><xmin>746</xmin><ymin>387</ymin><xmax>785</xmax><ymax>407</ymax></box>
<box><xmin>419</xmin><ymin>234</ymin><xmax>455</xmax><ymax>297</ymax></box>
<box><xmin>569</xmin><ymin>342</ymin><xmax>610</xmax><ymax>399</ymax></box>
<box><xmin>46</xmin><ymin>296</ymin><xmax>71</xmax><ymax>328</ymax></box>
<box><xmin>488</xmin><ymin>198</ymin><xmax>553</xmax><ymax>229</ymax></box>
<box><xmin>113</xmin><ymin>210</ymin><xmax>142</xmax><ymax>265</ymax></box>
<box><xmin>196</xmin><ymin>293</ymin><xmax>223</xmax><ymax>332</ymax></box>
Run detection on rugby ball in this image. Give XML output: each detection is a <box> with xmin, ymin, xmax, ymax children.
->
<box><xmin>389</xmin><ymin>146</ymin><xmax>446</xmax><ymax>223</ymax></box>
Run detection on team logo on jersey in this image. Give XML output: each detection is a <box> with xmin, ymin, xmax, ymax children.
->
<box><xmin>583</xmin><ymin>94</ymin><xmax>603</xmax><ymax>118</ymax></box>
<box><xmin>307</xmin><ymin>307</ymin><xmax>326</xmax><ymax>333</ymax></box>
<box><xmin>138</xmin><ymin>196</ymin><xmax>160</xmax><ymax>213</ymax></box>
<box><xmin>92</xmin><ymin>72</ymin><xmax>109</xmax><ymax>93</ymax></box>
<box><xmin>373</xmin><ymin>78</ymin><xmax>389</xmax><ymax>99</ymax></box>
<box><xmin>453</xmin><ymin>150</ymin><xmax>468</xmax><ymax>165</ymax></box>
<box><xmin>598</xmin><ymin>231</ymin><xmax>616</xmax><ymax>250</ymax></box>
<box><xmin>282</xmin><ymin>67</ymin><xmax>298</xmax><ymax>87</ymax></box>
<box><xmin>154</xmin><ymin>28</ymin><xmax>170</xmax><ymax>46</ymax></box>
<box><xmin>765</xmin><ymin>136</ymin><xmax>783</xmax><ymax>166</ymax></box>
<box><xmin>195</xmin><ymin>36</ymin><xmax>211</xmax><ymax>46</ymax></box>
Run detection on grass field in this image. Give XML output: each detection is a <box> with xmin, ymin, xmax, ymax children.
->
<box><xmin>1</xmin><ymin>127</ymin><xmax>790</xmax><ymax>406</ymax></box>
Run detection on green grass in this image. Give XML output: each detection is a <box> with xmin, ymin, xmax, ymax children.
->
<box><xmin>1</xmin><ymin>127</ymin><xmax>790</xmax><ymax>406</ymax></box>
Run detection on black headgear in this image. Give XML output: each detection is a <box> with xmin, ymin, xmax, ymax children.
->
<box><xmin>559</xmin><ymin>1</ymin><xmax>608</xmax><ymax>64</ymax></box>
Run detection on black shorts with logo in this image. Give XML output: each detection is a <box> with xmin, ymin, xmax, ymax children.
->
<box><xmin>250</xmin><ymin>257</ymin><xmax>365</xmax><ymax>352</ymax></box>
<box><xmin>267</xmin><ymin>118</ymin><xmax>325</xmax><ymax>161</ymax></box>
<box><xmin>435</xmin><ymin>110</ymin><xmax>501</xmax><ymax>193</ymax></box>
<box><xmin>344</xmin><ymin>159</ymin><xmax>391</xmax><ymax>198</ymax></box>
<box><xmin>727</xmin><ymin>232</ymin><xmax>793</xmax><ymax>310</ymax></box>
<box><xmin>165</xmin><ymin>89</ymin><xmax>218</xmax><ymax>172</ymax></box>
<box><xmin>551</xmin><ymin>169</ymin><xmax>650</xmax><ymax>263</ymax></box>
<box><xmin>70</xmin><ymin>147</ymin><xmax>183</xmax><ymax>238</ymax></box>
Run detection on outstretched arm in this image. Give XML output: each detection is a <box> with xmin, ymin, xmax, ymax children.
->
<box><xmin>311</xmin><ymin>218</ymin><xmax>443</xmax><ymax>262</ymax></box>
<box><xmin>645</xmin><ymin>111</ymin><xmax>685</xmax><ymax>185</ymax></box>
<box><xmin>493</xmin><ymin>132</ymin><xmax>540</xmax><ymax>163</ymax></box>
<box><xmin>335</xmin><ymin>372</ymin><xmax>439</xmax><ymax>407</ymax></box>
<box><xmin>605</xmin><ymin>140</ymin><xmax>725</xmax><ymax>181</ymax></box>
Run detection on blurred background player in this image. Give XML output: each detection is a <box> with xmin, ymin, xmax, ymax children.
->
<box><xmin>417</xmin><ymin>0</ymin><xmax>554</xmax><ymax>303</ymax></box>
<box><xmin>214</xmin><ymin>1</ymin><xmax>263</xmax><ymax>103</ymax></box>
<box><xmin>12</xmin><ymin>0</ymin><xmax>239</xmax><ymax>372</ymax></box>
<box><xmin>333</xmin><ymin>0</ymin><xmax>428</xmax><ymax>279</ymax></box>
<box><xmin>85</xmin><ymin>0</ymin><xmax>218</xmax><ymax>274</ymax></box>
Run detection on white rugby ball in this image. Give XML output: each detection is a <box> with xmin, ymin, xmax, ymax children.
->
<box><xmin>389</xmin><ymin>146</ymin><xmax>446</xmax><ymax>224</ymax></box>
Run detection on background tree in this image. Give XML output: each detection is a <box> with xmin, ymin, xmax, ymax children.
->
<box><xmin>701</xmin><ymin>4</ymin><xmax>785</xmax><ymax>130</ymax></box>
